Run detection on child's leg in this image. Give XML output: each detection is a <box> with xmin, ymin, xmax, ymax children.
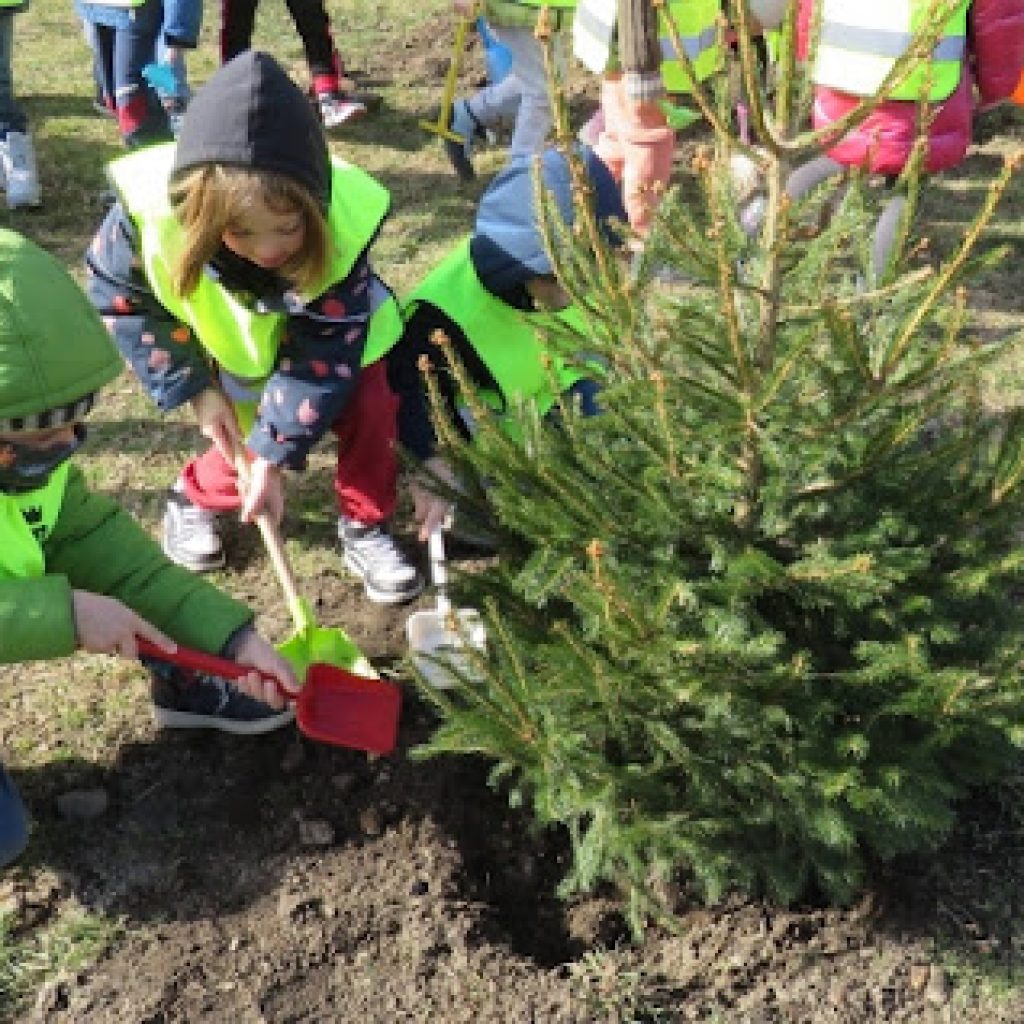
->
<box><xmin>219</xmin><ymin>0</ymin><xmax>259</xmax><ymax>63</ymax></box>
<box><xmin>284</xmin><ymin>0</ymin><xmax>340</xmax><ymax>93</ymax></box>
<box><xmin>0</xmin><ymin>13</ymin><xmax>27</xmax><ymax>136</ymax></box>
<box><xmin>112</xmin><ymin>0</ymin><xmax>172</xmax><ymax>146</ymax></box>
<box><xmin>167</xmin><ymin>446</ymin><xmax>236</xmax><ymax>572</ymax></box>
<box><xmin>333</xmin><ymin>361</ymin><xmax>423</xmax><ymax>605</ymax></box>
<box><xmin>331</xmin><ymin>360</ymin><xmax>398</xmax><ymax>525</ymax></box>
<box><xmin>0</xmin><ymin>761</ymin><xmax>29</xmax><ymax>868</ymax></box>
<box><xmin>466</xmin><ymin>73</ymin><xmax>522</xmax><ymax>134</ymax></box>
<box><xmin>492</xmin><ymin>25</ymin><xmax>563</xmax><ymax>158</ymax></box>
<box><xmin>181</xmin><ymin>446</ymin><xmax>241</xmax><ymax>511</ymax></box>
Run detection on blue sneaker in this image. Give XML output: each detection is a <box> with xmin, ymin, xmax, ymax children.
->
<box><xmin>0</xmin><ymin>762</ymin><xmax>28</xmax><ymax>868</ymax></box>
<box><xmin>148</xmin><ymin>662</ymin><xmax>294</xmax><ymax>735</ymax></box>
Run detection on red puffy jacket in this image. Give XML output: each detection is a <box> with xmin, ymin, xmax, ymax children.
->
<box><xmin>797</xmin><ymin>0</ymin><xmax>1024</xmax><ymax>174</ymax></box>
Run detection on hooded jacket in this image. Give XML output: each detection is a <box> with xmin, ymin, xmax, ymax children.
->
<box><xmin>389</xmin><ymin>147</ymin><xmax>625</xmax><ymax>460</ymax></box>
<box><xmin>0</xmin><ymin>230</ymin><xmax>252</xmax><ymax>664</ymax></box>
<box><xmin>86</xmin><ymin>51</ymin><xmax>389</xmax><ymax>471</ymax></box>
<box><xmin>798</xmin><ymin>0</ymin><xmax>1024</xmax><ymax>175</ymax></box>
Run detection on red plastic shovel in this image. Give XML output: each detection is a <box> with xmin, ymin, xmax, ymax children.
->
<box><xmin>136</xmin><ymin>637</ymin><xmax>402</xmax><ymax>754</ymax></box>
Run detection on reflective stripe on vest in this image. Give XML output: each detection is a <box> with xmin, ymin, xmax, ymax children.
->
<box><xmin>573</xmin><ymin>0</ymin><xmax>720</xmax><ymax>89</ymax></box>
<box><xmin>659</xmin><ymin>1</ymin><xmax>722</xmax><ymax>94</ymax></box>
<box><xmin>108</xmin><ymin>144</ymin><xmax>404</xmax><ymax>383</ymax></box>
<box><xmin>813</xmin><ymin>0</ymin><xmax>967</xmax><ymax>101</ymax></box>
<box><xmin>0</xmin><ymin>464</ymin><xmax>69</xmax><ymax>580</ymax></box>
<box><xmin>405</xmin><ymin>238</ymin><xmax>590</xmax><ymax>420</ymax></box>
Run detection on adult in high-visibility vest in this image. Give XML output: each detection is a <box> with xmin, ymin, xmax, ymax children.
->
<box><xmin>387</xmin><ymin>146</ymin><xmax>626</xmax><ymax>540</ymax></box>
<box><xmin>0</xmin><ymin>0</ymin><xmax>40</xmax><ymax>207</ymax></box>
<box><xmin>85</xmin><ymin>52</ymin><xmax>424</xmax><ymax>605</ymax></box>
<box><xmin>574</xmin><ymin>0</ymin><xmax>723</xmax><ymax>236</ymax></box>
<box><xmin>0</xmin><ymin>229</ymin><xmax>301</xmax><ymax>865</ymax></box>
<box><xmin>798</xmin><ymin>0</ymin><xmax>1024</xmax><ymax>175</ymax></box>
<box><xmin>443</xmin><ymin>0</ymin><xmax>577</xmax><ymax>181</ymax></box>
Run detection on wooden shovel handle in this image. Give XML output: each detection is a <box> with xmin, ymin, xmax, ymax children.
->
<box><xmin>232</xmin><ymin>451</ymin><xmax>307</xmax><ymax>633</ymax></box>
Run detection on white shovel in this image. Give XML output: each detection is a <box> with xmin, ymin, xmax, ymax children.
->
<box><xmin>406</xmin><ymin>525</ymin><xmax>487</xmax><ymax>689</ymax></box>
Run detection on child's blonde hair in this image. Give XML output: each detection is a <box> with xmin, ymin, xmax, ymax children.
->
<box><xmin>169</xmin><ymin>165</ymin><xmax>332</xmax><ymax>296</ymax></box>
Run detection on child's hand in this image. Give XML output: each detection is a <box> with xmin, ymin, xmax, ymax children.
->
<box><xmin>411</xmin><ymin>455</ymin><xmax>457</xmax><ymax>542</ymax></box>
<box><xmin>452</xmin><ymin>0</ymin><xmax>476</xmax><ymax>16</ymax></box>
<box><xmin>189</xmin><ymin>387</ymin><xmax>244</xmax><ymax>465</ymax></box>
<box><xmin>231</xmin><ymin>629</ymin><xmax>300</xmax><ymax>708</ymax></box>
<box><xmin>238</xmin><ymin>457</ymin><xmax>284</xmax><ymax>526</ymax></box>
<box><xmin>71</xmin><ymin>591</ymin><xmax>177</xmax><ymax>659</ymax></box>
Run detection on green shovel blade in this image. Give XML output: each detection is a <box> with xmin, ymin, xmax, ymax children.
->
<box><xmin>278</xmin><ymin>597</ymin><xmax>375</xmax><ymax>681</ymax></box>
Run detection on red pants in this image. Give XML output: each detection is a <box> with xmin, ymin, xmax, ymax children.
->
<box><xmin>181</xmin><ymin>361</ymin><xmax>398</xmax><ymax>525</ymax></box>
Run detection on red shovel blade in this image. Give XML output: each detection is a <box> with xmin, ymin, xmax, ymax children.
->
<box><xmin>137</xmin><ymin>638</ymin><xmax>402</xmax><ymax>754</ymax></box>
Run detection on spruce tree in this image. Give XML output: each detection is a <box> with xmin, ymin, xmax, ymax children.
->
<box><xmin>411</xmin><ymin>0</ymin><xmax>1024</xmax><ymax>929</ymax></box>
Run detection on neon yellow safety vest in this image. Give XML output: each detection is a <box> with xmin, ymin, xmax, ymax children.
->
<box><xmin>659</xmin><ymin>0</ymin><xmax>723</xmax><ymax>95</ymax></box>
<box><xmin>0</xmin><ymin>464</ymin><xmax>69</xmax><ymax>580</ymax></box>
<box><xmin>107</xmin><ymin>144</ymin><xmax>404</xmax><ymax>385</ymax></box>
<box><xmin>813</xmin><ymin>0</ymin><xmax>968</xmax><ymax>102</ymax></box>
<box><xmin>487</xmin><ymin>0</ymin><xmax>576</xmax><ymax>31</ymax></box>
<box><xmin>405</xmin><ymin>238</ymin><xmax>591</xmax><ymax>421</ymax></box>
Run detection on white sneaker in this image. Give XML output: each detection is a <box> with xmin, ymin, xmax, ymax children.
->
<box><xmin>338</xmin><ymin>517</ymin><xmax>423</xmax><ymax>604</ymax></box>
<box><xmin>0</xmin><ymin>132</ymin><xmax>41</xmax><ymax>209</ymax></box>
<box><xmin>163</xmin><ymin>490</ymin><xmax>225</xmax><ymax>572</ymax></box>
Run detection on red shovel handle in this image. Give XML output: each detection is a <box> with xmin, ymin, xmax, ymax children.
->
<box><xmin>136</xmin><ymin>636</ymin><xmax>290</xmax><ymax>699</ymax></box>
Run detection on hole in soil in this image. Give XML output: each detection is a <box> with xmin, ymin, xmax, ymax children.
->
<box><xmin>425</xmin><ymin>757</ymin><xmax>585</xmax><ymax>967</ymax></box>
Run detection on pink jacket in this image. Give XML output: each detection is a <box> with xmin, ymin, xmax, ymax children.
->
<box><xmin>797</xmin><ymin>0</ymin><xmax>1024</xmax><ymax>174</ymax></box>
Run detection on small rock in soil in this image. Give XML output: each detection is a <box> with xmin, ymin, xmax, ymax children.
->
<box><xmin>298</xmin><ymin>818</ymin><xmax>335</xmax><ymax>847</ymax></box>
<box><xmin>55</xmin><ymin>788</ymin><xmax>108</xmax><ymax>821</ymax></box>
<box><xmin>410</xmin><ymin>879</ymin><xmax>429</xmax><ymax>896</ymax></box>
<box><xmin>359</xmin><ymin>806</ymin><xmax>383</xmax><ymax>837</ymax></box>
<box><xmin>925</xmin><ymin>965</ymin><xmax>952</xmax><ymax>1006</ymax></box>
<box><xmin>331</xmin><ymin>771</ymin><xmax>358</xmax><ymax>794</ymax></box>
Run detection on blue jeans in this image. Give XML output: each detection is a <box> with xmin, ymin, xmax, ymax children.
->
<box><xmin>0</xmin><ymin>13</ymin><xmax>28</xmax><ymax>136</ymax></box>
<box><xmin>0</xmin><ymin>762</ymin><xmax>29</xmax><ymax>868</ymax></box>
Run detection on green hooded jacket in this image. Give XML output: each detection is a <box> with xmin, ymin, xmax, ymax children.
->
<box><xmin>0</xmin><ymin>230</ymin><xmax>253</xmax><ymax>664</ymax></box>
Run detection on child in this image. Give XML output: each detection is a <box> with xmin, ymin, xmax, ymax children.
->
<box><xmin>387</xmin><ymin>146</ymin><xmax>626</xmax><ymax>538</ymax></box>
<box><xmin>85</xmin><ymin>51</ymin><xmax>423</xmax><ymax>605</ymax></box>
<box><xmin>790</xmin><ymin>0</ymin><xmax>1024</xmax><ymax>273</ymax></box>
<box><xmin>76</xmin><ymin>0</ymin><xmax>173</xmax><ymax>147</ymax></box>
<box><xmin>574</xmin><ymin>0</ymin><xmax>723</xmax><ymax>239</ymax></box>
<box><xmin>0</xmin><ymin>228</ymin><xmax>300</xmax><ymax>866</ymax></box>
<box><xmin>219</xmin><ymin>0</ymin><xmax>378</xmax><ymax>127</ymax></box>
<box><xmin>444</xmin><ymin>0</ymin><xmax>576</xmax><ymax>182</ymax></box>
<box><xmin>0</xmin><ymin>0</ymin><xmax>40</xmax><ymax>208</ymax></box>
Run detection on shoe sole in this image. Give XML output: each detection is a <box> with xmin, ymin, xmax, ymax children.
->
<box><xmin>321</xmin><ymin>106</ymin><xmax>368</xmax><ymax>130</ymax></box>
<box><xmin>152</xmin><ymin>706</ymin><xmax>295</xmax><ymax>734</ymax></box>
<box><xmin>161</xmin><ymin>540</ymin><xmax>227</xmax><ymax>573</ymax></box>
<box><xmin>343</xmin><ymin>550</ymin><xmax>424</xmax><ymax>605</ymax></box>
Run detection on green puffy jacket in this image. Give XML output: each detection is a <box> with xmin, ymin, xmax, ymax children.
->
<box><xmin>0</xmin><ymin>229</ymin><xmax>252</xmax><ymax>664</ymax></box>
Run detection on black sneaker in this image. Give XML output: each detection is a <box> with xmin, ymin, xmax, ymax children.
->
<box><xmin>338</xmin><ymin>517</ymin><xmax>424</xmax><ymax>604</ymax></box>
<box><xmin>148</xmin><ymin>662</ymin><xmax>294</xmax><ymax>735</ymax></box>
<box><xmin>443</xmin><ymin>99</ymin><xmax>486</xmax><ymax>183</ymax></box>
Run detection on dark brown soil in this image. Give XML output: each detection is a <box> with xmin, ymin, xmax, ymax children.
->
<box><xmin>8</xmin><ymin>546</ymin><xmax>1024</xmax><ymax>1023</ymax></box>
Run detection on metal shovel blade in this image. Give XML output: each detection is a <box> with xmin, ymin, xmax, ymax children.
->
<box><xmin>136</xmin><ymin>638</ymin><xmax>401</xmax><ymax>754</ymax></box>
<box><xmin>406</xmin><ymin>525</ymin><xmax>487</xmax><ymax>689</ymax></box>
<box><xmin>406</xmin><ymin>606</ymin><xmax>487</xmax><ymax>690</ymax></box>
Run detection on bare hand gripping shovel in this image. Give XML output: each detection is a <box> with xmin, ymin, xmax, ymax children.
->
<box><xmin>137</xmin><ymin>637</ymin><xmax>400</xmax><ymax>754</ymax></box>
<box><xmin>406</xmin><ymin>525</ymin><xmax>487</xmax><ymax>689</ymax></box>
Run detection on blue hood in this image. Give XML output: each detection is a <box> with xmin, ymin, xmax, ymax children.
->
<box><xmin>470</xmin><ymin>147</ymin><xmax>625</xmax><ymax>296</ymax></box>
